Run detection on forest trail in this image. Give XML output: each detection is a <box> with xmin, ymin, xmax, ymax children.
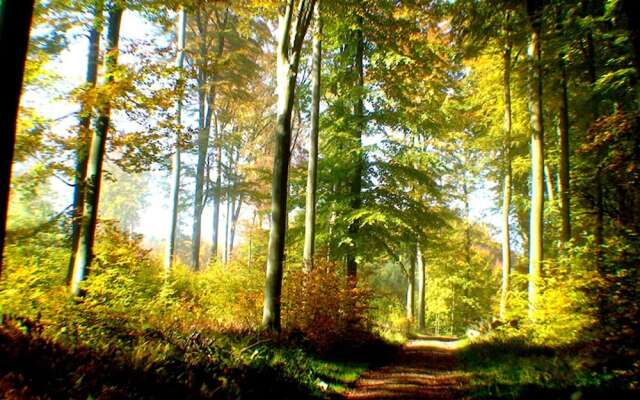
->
<box><xmin>344</xmin><ymin>336</ymin><xmax>469</xmax><ymax>399</ymax></box>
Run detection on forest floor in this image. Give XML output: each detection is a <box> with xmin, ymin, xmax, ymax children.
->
<box><xmin>344</xmin><ymin>335</ymin><xmax>469</xmax><ymax>400</ymax></box>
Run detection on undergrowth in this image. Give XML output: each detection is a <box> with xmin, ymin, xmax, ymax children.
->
<box><xmin>0</xmin><ymin>222</ymin><xmax>398</xmax><ymax>399</ymax></box>
<box><xmin>458</xmin><ymin>333</ymin><xmax>639</xmax><ymax>399</ymax></box>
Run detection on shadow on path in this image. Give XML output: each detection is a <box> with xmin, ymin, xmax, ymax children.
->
<box><xmin>343</xmin><ymin>338</ymin><xmax>468</xmax><ymax>400</ymax></box>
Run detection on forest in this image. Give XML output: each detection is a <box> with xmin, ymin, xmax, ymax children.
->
<box><xmin>1</xmin><ymin>0</ymin><xmax>639</xmax><ymax>398</ymax></box>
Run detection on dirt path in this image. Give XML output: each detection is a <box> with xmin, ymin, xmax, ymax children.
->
<box><xmin>344</xmin><ymin>337</ymin><xmax>469</xmax><ymax>399</ymax></box>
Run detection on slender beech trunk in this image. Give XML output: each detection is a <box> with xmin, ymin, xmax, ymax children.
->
<box><xmin>262</xmin><ymin>0</ymin><xmax>316</xmax><ymax>332</ymax></box>
<box><xmin>585</xmin><ymin>29</ymin><xmax>604</xmax><ymax>265</ymax></box>
<box><xmin>0</xmin><ymin>0</ymin><xmax>35</xmax><ymax>278</ymax></box>
<box><xmin>500</xmin><ymin>36</ymin><xmax>513</xmax><ymax>321</ymax></box>
<box><xmin>416</xmin><ymin>242</ymin><xmax>426</xmax><ymax>331</ymax></box>
<box><xmin>70</xmin><ymin>5</ymin><xmax>123</xmax><ymax>296</ymax></box>
<box><xmin>248</xmin><ymin>209</ymin><xmax>256</xmax><ymax>267</ymax></box>
<box><xmin>462</xmin><ymin>168</ymin><xmax>471</xmax><ymax>268</ymax></box>
<box><xmin>164</xmin><ymin>7</ymin><xmax>187</xmax><ymax>273</ymax></box>
<box><xmin>191</xmin><ymin>6</ymin><xmax>210</xmax><ymax>271</ymax></box>
<box><xmin>584</xmin><ymin>24</ymin><xmax>608</xmax><ymax>321</ymax></box>
<box><xmin>229</xmin><ymin>194</ymin><xmax>242</xmax><ymax>254</ymax></box>
<box><xmin>545</xmin><ymin>164</ymin><xmax>556</xmax><ymax>205</ymax></box>
<box><xmin>346</xmin><ymin>13</ymin><xmax>364</xmax><ymax>285</ymax></box>
<box><xmin>303</xmin><ymin>1</ymin><xmax>322</xmax><ymax>273</ymax></box>
<box><xmin>406</xmin><ymin>255</ymin><xmax>415</xmax><ymax>321</ymax></box>
<box><xmin>224</xmin><ymin>176</ymin><xmax>231</xmax><ymax>265</ymax></box>
<box><xmin>558</xmin><ymin>41</ymin><xmax>571</xmax><ymax>245</ymax></box>
<box><xmin>192</xmin><ymin>93</ymin><xmax>213</xmax><ymax>270</ymax></box>
<box><xmin>526</xmin><ymin>0</ymin><xmax>544</xmax><ymax>320</ymax></box>
<box><xmin>68</xmin><ymin>0</ymin><xmax>103</xmax><ymax>283</ymax></box>
<box><xmin>211</xmin><ymin>114</ymin><xmax>222</xmax><ymax>260</ymax></box>
<box><xmin>191</xmin><ymin>8</ymin><xmax>227</xmax><ymax>270</ymax></box>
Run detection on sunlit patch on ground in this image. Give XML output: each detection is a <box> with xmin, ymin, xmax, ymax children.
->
<box><xmin>345</xmin><ymin>337</ymin><xmax>469</xmax><ymax>400</ymax></box>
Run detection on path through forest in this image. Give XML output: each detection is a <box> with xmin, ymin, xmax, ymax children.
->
<box><xmin>344</xmin><ymin>336</ymin><xmax>469</xmax><ymax>399</ymax></box>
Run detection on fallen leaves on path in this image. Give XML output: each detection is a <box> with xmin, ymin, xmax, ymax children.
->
<box><xmin>344</xmin><ymin>337</ymin><xmax>469</xmax><ymax>399</ymax></box>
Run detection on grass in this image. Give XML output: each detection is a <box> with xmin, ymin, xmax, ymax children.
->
<box><xmin>457</xmin><ymin>335</ymin><xmax>638</xmax><ymax>399</ymax></box>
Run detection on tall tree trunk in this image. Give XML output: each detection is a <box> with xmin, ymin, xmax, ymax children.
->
<box><xmin>406</xmin><ymin>255</ymin><xmax>415</xmax><ymax>321</ymax></box>
<box><xmin>191</xmin><ymin>6</ymin><xmax>209</xmax><ymax>271</ymax></box>
<box><xmin>192</xmin><ymin>93</ymin><xmax>213</xmax><ymax>270</ymax></box>
<box><xmin>0</xmin><ymin>0</ymin><xmax>35</xmax><ymax>278</ymax></box>
<box><xmin>191</xmin><ymin>7</ymin><xmax>227</xmax><ymax>270</ymax></box>
<box><xmin>526</xmin><ymin>0</ymin><xmax>544</xmax><ymax>320</ymax></box>
<box><xmin>558</xmin><ymin>40</ymin><xmax>571</xmax><ymax>245</ymax></box>
<box><xmin>229</xmin><ymin>193</ymin><xmax>242</xmax><ymax>254</ymax></box>
<box><xmin>68</xmin><ymin>0</ymin><xmax>103</xmax><ymax>283</ymax></box>
<box><xmin>262</xmin><ymin>0</ymin><xmax>316</xmax><ymax>332</ymax></box>
<box><xmin>544</xmin><ymin>163</ymin><xmax>556</xmax><ymax>205</ymax></box>
<box><xmin>621</xmin><ymin>0</ymin><xmax>640</xmax><ymax>81</ymax></box>
<box><xmin>303</xmin><ymin>1</ymin><xmax>322</xmax><ymax>273</ymax></box>
<box><xmin>416</xmin><ymin>242</ymin><xmax>426</xmax><ymax>331</ymax></box>
<box><xmin>70</xmin><ymin>5</ymin><xmax>123</xmax><ymax>296</ymax></box>
<box><xmin>224</xmin><ymin>174</ymin><xmax>231</xmax><ymax>265</ymax></box>
<box><xmin>211</xmin><ymin>114</ymin><xmax>222</xmax><ymax>260</ymax></box>
<box><xmin>164</xmin><ymin>7</ymin><xmax>187</xmax><ymax>273</ymax></box>
<box><xmin>346</xmin><ymin>13</ymin><xmax>364</xmax><ymax>285</ymax></box>
<box><xmin>462</xmin><ymin>167</ymin><xmax>471</xmax><ymax>268</ymax></box>
<box><xmin>248</xmin><ymin>209</ymin><xmax>256</xmax><ymax>267</ymax></box>
<box><xmin>500</xmin><ymin>37</ymin><xmax>512</xmax><ymax>321</ymax></box>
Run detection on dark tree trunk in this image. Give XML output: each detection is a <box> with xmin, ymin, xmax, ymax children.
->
<box><xmin>558</xmin><ymin>47</ymin><xmax>571</xmax><ymax>245</ymax></box>
<box><xmin>0</xmin><ymin>0</ymin><xmax>35</xmax><ymax>278</ymax></box>
<box><xmin>500</xmin><ymin>34</ymin><xmax>512</xmax><ymax>320</ymax></box>
<box><xmin>346</xmin><ymin>13</ymin><xmax>364</xmax><ymax>286</ymax></box>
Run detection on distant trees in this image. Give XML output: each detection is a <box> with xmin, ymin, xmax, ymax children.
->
<box><xmin>4</xmin><ymin>0</ymin><xmax>639</xmax><ymax>352</ymax></box>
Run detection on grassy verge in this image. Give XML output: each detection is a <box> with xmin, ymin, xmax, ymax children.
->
<box><xmin>458</xmin><ymin>335</ymin><xmax>638</xmax><ymax>399</ymax></box>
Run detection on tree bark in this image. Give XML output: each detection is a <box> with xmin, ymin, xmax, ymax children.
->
<box><xmin>346</xmin><ymin>12</ymin><xmax>364</xmax><ymax>286</ymax></box>
<box><xmin>262</xmin><ymin>0</ymin><xmax>316</xmax><ymax>332</ymax></box>
<box><xmin>303</xmin><ymin>1</ymin><xmax>322</xmax><ymax>273</ymax></box>
<box><xmin>406</xmin><ymin>255</ymin><xmax>415</xmax><ymax>321</ymax></box>
<box><xmin>191</xmin><ymin>7</ymin><xmax>227</xmax><ymax>270</ymax></box>
<box><xmin>211</xmin><ymin>113</ymin><xmax>222</xmax><ymax>260</ymax></box>
<box><xmin>526</xmin><ymin>0</ymin><xmax>544</xmax><ymax>320</ymax></box>
<box><xmin>70</xmin><ymin>5</ymin><xmax>123</xmax><ymax>296</ymax></box>
<box><xmin>164</xmin><ymin>7</ymin><xmax>187</xmax><ymax>273</ymax></box>
<box><xmin>621</xmin><ymin>0</ymin><xmax>640</xmax><ymax>80</ymax></box>
<box><xmin>0</xmin><ymin>0</ymin><xmax>35</xmax><ymax>278</ymax></box>
<box><xmin>68</xmin><ymin>0</ymin><xmax>103</xmax><ymax>283</ymax></box>
<box><xmin>500</xmin><ymin>37</ymin><xmax>512</xmax><ymax>321</ymax></box>
<box><xmin>224</xmin><ymin>172</ymin><xmax>231</xmax><ymax>265</ymax></box>
<box><xmin>416</xmin><ymin>242</ymin><xmax>426</xmax><ymax>331</ymax></box>
<box><xmin>558</xmin><ymin>41</ymin><xmax>571</xmax><ymax>245</ymax></box>
<box><xmin>229</xmin><ymin>193</ymin><xmax>242</xmax><ymax>255</ymax></box>
<box><xmin>544</xmin><ymin>163</ymin><xmax>556</xmax><ymax>205</ymax></box>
